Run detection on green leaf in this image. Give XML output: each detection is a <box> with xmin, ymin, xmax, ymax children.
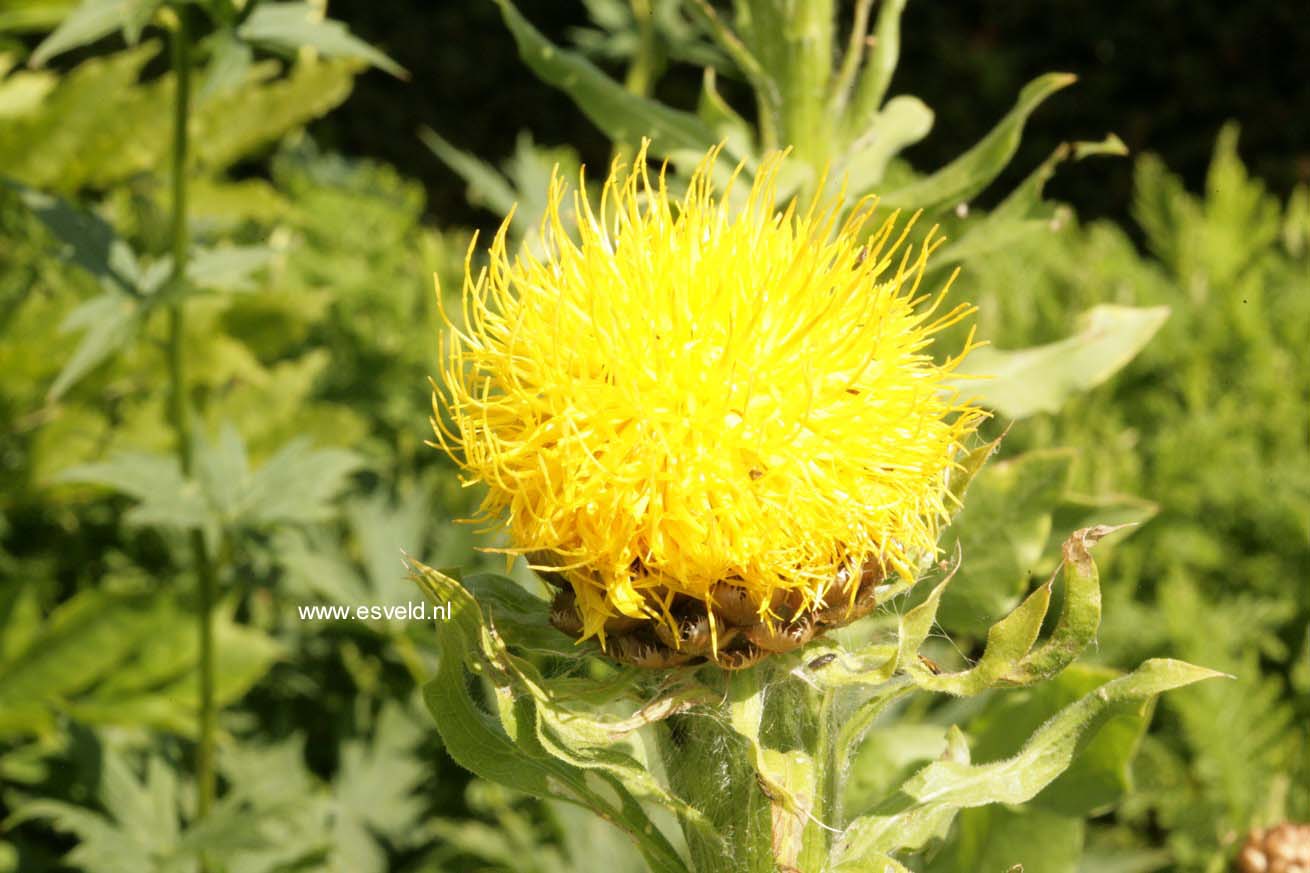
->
<box><xmin>946</xmin><ymin>433</ymin><xmax>1004</xmax><ymax>518</ymax></box>
<box><xmin>925</xmin><ymin>804</ymin><xmax>1085</xmax><ymax>873</ymax></box>
<box><xmin>955</xmin><ymin>304</ymin><xmax>1170</xmax><ymax>419</ymax></box>
<box><xmin>833</xmin><ymin>658</ymin><xmax>1222</xmax><ymax>866</ymax></box>
<box><xmin>29</xmin><ymin>0</ymin><xmax>161</xmax><ymax>66</ymax></box>
<box><xmin>419</xmin><ymin>128</ymin><xmax>518</xmax><ymax>218</ymax></box>
<box><xmin>58</xmin><ymin>428</ymin><xmax>361</xmax><ymax>532</ymax></box>
<box><xmin>236</xmin><ymin>435</ymin><xmax>363</xmax><ymax>526</ymax></box>
<box><xmin>846</xmin><ymin>0</ymin><xmax>907</xmax><ymax>132</ymax></box>
<box><xmin>916</xmin><ymin>524</ymin><xmax>1113</xmax><ymax>693</ymax></box>
<box><xmin>0</xmin><ymin>589</ymin><xmax>162</xmax><ymax>737</ymax></box>
<box><xmin>56</xmin><ymin>451</ymin><xmax>211</xmax><ymax>528</ymax></box>
<box><xmin>13</xmin><ymin>747</ymin><xmax>280</xmax><ymax>872</ymax></box>
<box><xmin>412</xmin><ymin>562</ymin><xmax>701</xmax><ymax>873</ymax></box>
<box><xmin>969</xmin><ymin>664</ymin><xmax>1156</xmax><ymax>817</ymax></box>
<box><xmin>933</xmin><ymin>134</ymin><xmax>1127</xmax><ymax>267</ymax></box>
<box><xmin>879</xmin><ymin>72</ymin><xmax>1076</xmax><ymax>212</ymax></box>
<box><xmin>491</xmin><ymin>0</ymin><xmax>716</xmax><ymax>159</ymax></box>
<box><xmin>199</xmin><ymin>29</ymin><xmax>254</xmax><ymax>100</ymax></box>
<box><xmin>2</xmin><ymin>179</ymin><xmax>131</xmax><ymax>288</ymax></box>
<box><xmin>938</xmin><ymin>449</ymin><xmax>1073</xmax><ymax>636</ymax></box>
<box><xmin>909</xmin><ymin>572</ymin><xmax>1052</xmax><ymax>695</ymax></box>
<box><xmin>334</xmin><ymin>703</ymin><xmax>427</xmax><ymax>853</ymax></box>
<box><xmin>839</xmin><ymin>94</ymin><xmax>934</xmax><ymax>193</ymax></box>
<box><xmin>48</xmin><ymin>291</ymin><xmax>142</xmax><ymax>400</ymax></box>
<box><xmin>237</xmin><ymin>2</ymin><xmax>406</xmax><ymax>78</ymax></box>
<box><xmin>186</xmin><ymin>244</ymin><xmax>276</xmax><ymax>292</ymax></box>
<box><xmin>1007</xmin><ymin>525</ymin><xmax>1112</xmax><ymax>684</ymax></box>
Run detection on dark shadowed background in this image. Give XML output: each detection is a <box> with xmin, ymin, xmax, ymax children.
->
<box><xmin>316</xmin><ymin>0</ymin><xmax>1310</xmax><ymax>231</ymax></box>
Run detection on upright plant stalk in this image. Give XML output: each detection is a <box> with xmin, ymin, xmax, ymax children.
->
<box><xmin>165</xmin><ymin>8</ymin><xmax>219</xmax><ymax>822</ymax></box>
<box><xmin>614</xmin><ymin>0</ymin><xmax>660</xmax><ymax>165</ymax></box>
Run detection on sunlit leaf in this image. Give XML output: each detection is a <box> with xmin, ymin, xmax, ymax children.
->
<box><xmin>29</xmin><ymin>0</ymin><xmax>161</xmax><ymax>66</ymax></box>
<box><xmin>955</xmin><ymin>304</ymin><xmax>1170</xmax><ymax>419</ymax></box>
<box><xmin>879</xmin><ymin>72</ymin><xmax>1076</xmax><ymax>212</ymax></box>
<box><xmin>237</xmin><ymin>2</ymin><xmax>406</xmax><ymax>78</ymax></box>
<box><xmin>833</xmin><ymin>658</ymin><xmax>1222</xmax><ymax>867</ymax></box>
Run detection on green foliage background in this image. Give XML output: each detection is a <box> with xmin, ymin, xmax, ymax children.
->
<box><xmin>1</xmin><ymin>2</ymin><xmax>1306</xmax><ymax>872</ymax></box>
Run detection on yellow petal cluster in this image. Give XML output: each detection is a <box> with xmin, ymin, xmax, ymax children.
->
<box><xmin>433</xmin><ymin>143</ymin><xmax>982</xmax><ymax>645</ymax></box>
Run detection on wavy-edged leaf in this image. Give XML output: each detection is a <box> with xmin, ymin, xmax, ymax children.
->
<box><xmin>909</xmin><ymin>574</ymin><xmax>1052</xmax><ymax>695</ymax></box>
<box><xmin>956</xmin><ymin>304</ymin><xmax>1169</xmax><ymax>419</ymax></box>
<box><xmin>412</xmin><ymin>562</ymin><xmax>699</xmax><ymax>873</ymax></box>
<box><xmin>1008</xmin><ymin>525</ymin><xmax>1114</xmax><ymax>683</ymax></box>
<box><xmin>970</xmin><ymin>664</ymin><xmax>1156</xmax><ymax>817</ymax></box>
<box><xmin>934</xmin><ymin>134</ymin><xmax>1127</xmax><ymax>267</ymax></box>
<box><xmin>910</xmin><ymin>525</ymin><xmax>1115</xmax><ymax>695</ymax></box>
<box><xmin>879</xmin><ymin>72</ymin><xmax>1076</xmax><ymax>212</ymax></box>
<box><xmin>840</xmin><ymin>94</ymin><xmax>933</xmax><ymax>193</ymax></box>
<box><xmin>937</xmin><ymin>449</ymin><xmax>1074</xmax><ymax>636</ymax></box>
<box><xmin>833</xmin><ymin>658</ymin><xmax>1223</xmax><ymax>866</ymax></box>
<box><xmin>491</xmin><ymin>0</ymin><xmax>715</xmax><ymax>158</ymax></box>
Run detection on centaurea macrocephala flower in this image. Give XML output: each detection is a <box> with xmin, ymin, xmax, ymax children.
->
<box><xmin>433</xmin><ymin>142</ymin><xmax>983</xmax><ymax>668</ymax></box>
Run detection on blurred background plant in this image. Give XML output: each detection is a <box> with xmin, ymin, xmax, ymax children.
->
<box><xmin>0</xmin><ymin>1</ymin><xmax>1306</xmax><ymax>872</ymax></box>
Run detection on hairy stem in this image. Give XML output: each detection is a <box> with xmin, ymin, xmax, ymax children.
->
<box><xmin>166</xmin><ymin>9</ymin><xmax>219</xmax><ymax>826</ymax></box>
<box><xmin>798</xmin><ymin>688</ymin><xmax>840</xmax><ymax>871</ymax></box>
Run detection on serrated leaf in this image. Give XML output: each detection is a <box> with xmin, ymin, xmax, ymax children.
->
<box><xmin>237</xmin><ymin>2</ymin><xmax>406</xmax><ymax>78</ymax></box>
<box><xmin>491</xmin><ymin>0</ymin><xmax>716</xmax><ymax>159</ymax></box>
<box><xmin>57</xmin><ymin>451</ymin><xmax>211</xmax><ymax>528</ymax></box>
<box><xmin>239</xmin><ymin>437</ymin><xmax>363</xmax><ymax>526</ymax></box>
<box><xmin>956</xmin><ymin>304</ymin><xmax>1169</xmax><ymax>419</ymax></box>
<box><xmin>2</xmin><ymin>179</ymin><xmax>133</xmax><ymax>288</ymax></box>
<box><xmin>29</xmin><ymin>0</ymin><xmax>162</xmax><ymax>66</ymax></box>
<box><xmin>0</xmin><ymin>589</ymin><xmax>163</xmax><ymax>737</ymax></box>
<box><xmin>49</xmin><ymin>291</ymin><xmax>142</xmax><ymax>400</ymax></box>
<box><xmin>879</xmin><ymin>73</ymin><xmax>1076</xmax><ymax>212</ymax></box>
<box><xmin>186</xmin><ymin>244</ymin><xmax>275</xmax><ymax>292</ymax></box>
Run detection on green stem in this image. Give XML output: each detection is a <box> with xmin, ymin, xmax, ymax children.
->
<box><xmin>623</xmin><ymin>0</ymin><xmax>658</xmax><ymax>99</ymax></box>
<box><xmin>614</xmin><ymin>0</ymin><xmax>659</xmax><ymax>165</ymax></box>
<box><xmin>751</xmin><ymin>0</ymin><xmax>834</xmax><ymax>170</ymax></box>
<box><xmin>166</xmin><ymin>9</ymin><xmax>218</xmax><ymax>824</ymax></box>
<box><xmin>799</xmin><ymin>688</ymin><xmax>840</xmax><ymax>871</ymax></box>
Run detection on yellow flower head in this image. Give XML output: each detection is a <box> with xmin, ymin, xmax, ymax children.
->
<box><xmin>433</xmin><ymin>143</ymin><xmax>982</xmax><ymax>668</ymax></box>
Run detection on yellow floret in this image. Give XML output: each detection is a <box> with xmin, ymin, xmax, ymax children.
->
<box><xmin>432</xmin><ymin>142</ymin><xmax>983</xmax><ymax>645</ymax></box>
